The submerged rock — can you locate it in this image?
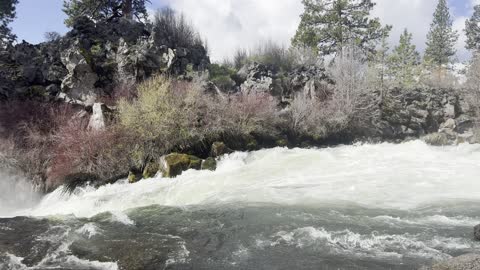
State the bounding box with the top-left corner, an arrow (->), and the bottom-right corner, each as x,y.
210,142 -> 232,157
142,161 -> 159,179
159,153 -> 202,178
423,133 -> 451,146
201,157 -> 217,171
128,171 -> 137,183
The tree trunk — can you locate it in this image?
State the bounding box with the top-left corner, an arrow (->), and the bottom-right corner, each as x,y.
123,0 -> 133,20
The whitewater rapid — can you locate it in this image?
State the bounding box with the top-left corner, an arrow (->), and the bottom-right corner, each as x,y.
1,141 -> 480,270
4,140 -> 480,218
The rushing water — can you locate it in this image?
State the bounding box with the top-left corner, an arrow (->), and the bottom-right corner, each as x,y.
1,141 -> 480,270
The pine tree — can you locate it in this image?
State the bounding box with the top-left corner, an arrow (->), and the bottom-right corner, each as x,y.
424,0 -> 458,67
388,29 -> 421,88
292,0 -> 391,57
367,33 -> 390,92
466,5 -> 480,52
63,0 -> 150,27
0,0 -> 18,49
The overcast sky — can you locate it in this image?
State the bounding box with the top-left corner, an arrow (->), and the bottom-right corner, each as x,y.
10,0 -> 479,62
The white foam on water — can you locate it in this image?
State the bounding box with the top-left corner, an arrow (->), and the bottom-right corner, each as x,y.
372,215 -> 480,227
264,226 -> 479,260
12,140 -> 479,218
75,223 -> 102,239
110,211 -> 135,226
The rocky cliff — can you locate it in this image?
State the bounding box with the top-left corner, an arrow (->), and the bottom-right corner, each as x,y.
0,16 -> 210,105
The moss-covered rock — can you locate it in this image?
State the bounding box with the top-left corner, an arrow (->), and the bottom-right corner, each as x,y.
210,141 -> 232,157
245,136 -> 258,151
201,157 -> 217,171
159,153 -> 202,178
275,138 -> 289,147
142,161 -> 159,179
128,171 -> 137,183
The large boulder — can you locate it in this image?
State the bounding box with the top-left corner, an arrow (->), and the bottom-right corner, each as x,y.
240,62 -> 275,95
423,132 -> 451,146
159,153 -> 202,178
60,43 -> 99,105
201,157 -> 217,171
210,142 -> 232,158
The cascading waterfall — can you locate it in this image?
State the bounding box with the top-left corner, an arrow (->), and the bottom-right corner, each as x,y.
1,140 -> 480,270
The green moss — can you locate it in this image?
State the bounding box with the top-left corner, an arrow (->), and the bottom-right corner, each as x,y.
210,141 -> 232,157
245,136 -> 258,151
201,157 -> 217,171
142,161 -> 159,179
275,139 -> 288,147
160,153 -> 203,178
90,44 -> 103,57
128,171 -> 137,183
26,85 -> 47,98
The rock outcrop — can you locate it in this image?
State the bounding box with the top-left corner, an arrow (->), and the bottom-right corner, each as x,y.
367,87 -> 475,142
0,17 -> 210,104
237,62 -> 333,102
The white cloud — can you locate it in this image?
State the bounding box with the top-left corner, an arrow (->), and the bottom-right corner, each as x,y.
154,0 -> 473,62
160,0 -> 303,61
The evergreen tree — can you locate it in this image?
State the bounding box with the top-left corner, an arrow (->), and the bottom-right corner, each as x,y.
388,29 -> 421,88
292,0 -> 391,57
0,0 -> 18,48
367,33 -> 390,92
63,0 -> 150,27
424,0 -> 458,67
466,5 -> 480,52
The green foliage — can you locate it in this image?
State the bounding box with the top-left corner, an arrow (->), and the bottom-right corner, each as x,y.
63,0 -> 150,27
208,64 -> 236,91
424,0 -> 458,67
388,29 -> 421,88
292,0 -> 391,56
0,0 -> 18,48
466,5 -> 480,52
367,33 -> 390,91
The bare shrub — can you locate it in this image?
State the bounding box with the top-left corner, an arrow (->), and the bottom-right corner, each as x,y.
466,54 -> 480,115
118,76 -> 223,162
418,61 -> 460,89
290,46 -> 323,67
328,46 -> 368,122
0,101 -> 77,188
152,7 -> 204,48
233,48 -> 248,70
48,122 -> 132,190
247,41 -> 294,71
118,75 -> 280,163
466,54 -> 480,135
222,92 -> 279,136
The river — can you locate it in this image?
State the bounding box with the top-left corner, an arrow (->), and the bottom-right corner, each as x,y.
1,141 -> 480,269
